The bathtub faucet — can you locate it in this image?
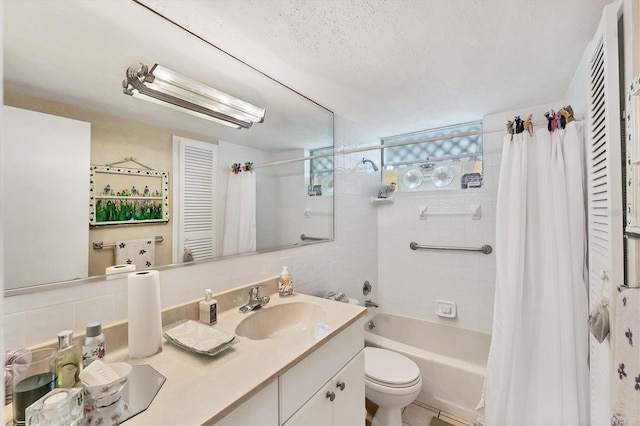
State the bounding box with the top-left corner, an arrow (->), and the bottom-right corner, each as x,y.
365,300 -> 379,308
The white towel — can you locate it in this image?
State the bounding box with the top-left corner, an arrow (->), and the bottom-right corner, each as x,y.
611,289 -> 640,425
115,238 -> 155,271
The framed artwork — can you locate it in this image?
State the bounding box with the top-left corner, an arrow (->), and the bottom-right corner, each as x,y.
89,165 -> 169,226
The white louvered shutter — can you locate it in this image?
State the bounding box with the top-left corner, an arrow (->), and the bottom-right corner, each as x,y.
173,136 -> 217,262
586,4 -> 624,425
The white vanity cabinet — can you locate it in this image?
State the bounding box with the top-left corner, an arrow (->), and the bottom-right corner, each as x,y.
284,351 -> 364,426
279,319 -> 365,425
212,316 -> 365,426
214,380 -> 279,425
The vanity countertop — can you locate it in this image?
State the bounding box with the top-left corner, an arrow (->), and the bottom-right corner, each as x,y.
119,289 -> 366,425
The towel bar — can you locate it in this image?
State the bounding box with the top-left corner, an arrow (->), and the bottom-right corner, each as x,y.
618,284 -> 640,292
300,234 -> 330,241
409,242 -> 493,254
93,235 -> 164,250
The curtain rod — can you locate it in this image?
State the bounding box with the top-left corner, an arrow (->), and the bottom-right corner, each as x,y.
253,114 -> 584,169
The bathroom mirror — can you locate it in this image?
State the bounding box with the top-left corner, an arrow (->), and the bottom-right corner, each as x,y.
2,1 -> 334,293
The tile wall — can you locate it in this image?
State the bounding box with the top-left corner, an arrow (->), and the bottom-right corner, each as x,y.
376,102 -> 561,334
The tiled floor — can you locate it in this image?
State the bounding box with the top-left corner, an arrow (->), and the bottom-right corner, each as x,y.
401,401 -> 478,426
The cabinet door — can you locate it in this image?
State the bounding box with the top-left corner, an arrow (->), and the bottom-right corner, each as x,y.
285,350 -> 365,426
332,350 -> 365,426
2,106 -> 90,289
284,381 -> 333,426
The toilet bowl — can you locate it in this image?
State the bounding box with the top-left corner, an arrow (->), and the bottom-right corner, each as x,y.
365,347 -> 422,426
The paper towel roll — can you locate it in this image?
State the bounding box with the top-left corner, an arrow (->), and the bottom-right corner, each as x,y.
127,270 -> 162,358
105,264 -> 136,280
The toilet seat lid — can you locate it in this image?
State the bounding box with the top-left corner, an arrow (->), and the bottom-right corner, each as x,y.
364,347 -> 420,386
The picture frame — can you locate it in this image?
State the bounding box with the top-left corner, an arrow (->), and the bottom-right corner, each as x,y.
89,165 -> 169,226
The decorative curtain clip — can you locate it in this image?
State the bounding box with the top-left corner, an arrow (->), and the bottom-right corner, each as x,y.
242,162 -> 254,172
523,114 -> 534,136
506,120 -> 515,135
514,116 -> 524,134
560,105 -> 575,124
554,110 -> 563,130
544,111 -> 555,131
231,163 -> 242,174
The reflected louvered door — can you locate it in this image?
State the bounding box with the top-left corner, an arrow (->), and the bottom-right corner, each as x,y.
586,4 -> 623,425
173,136 -> 217,262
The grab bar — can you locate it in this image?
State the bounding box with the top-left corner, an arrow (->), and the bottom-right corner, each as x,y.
300,234 -> 330,241
93,235 -> 164,250
409,241 -> 493,254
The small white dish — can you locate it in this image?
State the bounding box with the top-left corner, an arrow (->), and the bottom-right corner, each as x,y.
402,168 -> 423,189
163,319 -> 237,356
81,362 -> 132,407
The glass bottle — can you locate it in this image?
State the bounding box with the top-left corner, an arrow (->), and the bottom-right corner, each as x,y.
56,330 -> 82,388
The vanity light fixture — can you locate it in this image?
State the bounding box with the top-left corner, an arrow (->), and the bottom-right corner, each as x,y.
122,63 -> 265,129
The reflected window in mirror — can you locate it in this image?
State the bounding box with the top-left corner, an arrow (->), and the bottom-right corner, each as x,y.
308,147 -> 334,196
381,121 -> 483,193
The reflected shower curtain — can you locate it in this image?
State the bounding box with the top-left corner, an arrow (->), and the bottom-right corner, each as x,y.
222,171 -> 256,256
480,121 -> 589,425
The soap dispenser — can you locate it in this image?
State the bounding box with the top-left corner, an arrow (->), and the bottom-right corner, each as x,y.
278,266 -> 294,297
199,289 -> 218,325
56,330 -> 82,388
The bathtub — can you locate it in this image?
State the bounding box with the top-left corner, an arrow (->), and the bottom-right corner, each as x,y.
364,313 -> 491,422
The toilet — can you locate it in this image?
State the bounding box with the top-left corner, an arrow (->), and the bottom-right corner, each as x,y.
364,347 -> 422,426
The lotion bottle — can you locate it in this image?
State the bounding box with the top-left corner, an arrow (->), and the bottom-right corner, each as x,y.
82,322 -> 106,368
278,266 -> 294,297
199,289 -> 218,325
56,330 -> 82,388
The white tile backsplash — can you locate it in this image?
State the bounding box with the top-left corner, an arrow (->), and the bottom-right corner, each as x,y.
25,303 -> 75,345
74,295 -> 115,333
4,313 -> 26,350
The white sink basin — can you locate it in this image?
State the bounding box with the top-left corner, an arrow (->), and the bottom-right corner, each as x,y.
235,302 -> 326,340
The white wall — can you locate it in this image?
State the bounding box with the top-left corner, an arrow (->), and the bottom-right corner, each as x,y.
3,115 -> 380,349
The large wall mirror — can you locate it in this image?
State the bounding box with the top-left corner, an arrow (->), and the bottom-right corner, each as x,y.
2,1 -> 334,293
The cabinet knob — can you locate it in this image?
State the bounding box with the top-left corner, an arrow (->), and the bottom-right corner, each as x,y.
336,381 -> 346,391
326,391 -> 336,402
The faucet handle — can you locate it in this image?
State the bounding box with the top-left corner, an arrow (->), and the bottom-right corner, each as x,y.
249,285 -> 266,298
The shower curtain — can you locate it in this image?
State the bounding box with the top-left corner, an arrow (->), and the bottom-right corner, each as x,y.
222,170 -> 256,256
480,121 -> 589,425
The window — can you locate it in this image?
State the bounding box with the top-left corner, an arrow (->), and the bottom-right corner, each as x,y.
308,147 -> 334,196
381,121 -> 483,191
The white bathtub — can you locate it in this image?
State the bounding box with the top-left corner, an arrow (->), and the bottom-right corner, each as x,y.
364,313 -> 491,422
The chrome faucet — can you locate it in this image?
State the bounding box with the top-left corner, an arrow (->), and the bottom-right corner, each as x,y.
239,285 -> 270,313
365,300 -> 379,308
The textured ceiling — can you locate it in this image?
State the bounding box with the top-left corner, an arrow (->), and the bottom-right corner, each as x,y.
141,0 -> 610,137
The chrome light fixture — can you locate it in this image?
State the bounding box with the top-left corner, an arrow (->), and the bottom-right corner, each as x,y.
122,63 -> 265,129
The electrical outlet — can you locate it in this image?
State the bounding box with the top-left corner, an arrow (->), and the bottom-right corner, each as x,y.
435,300 -> 456,318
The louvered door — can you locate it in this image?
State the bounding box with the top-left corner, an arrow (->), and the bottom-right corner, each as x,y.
586,4 -> 624,425
173,136 -> 218,262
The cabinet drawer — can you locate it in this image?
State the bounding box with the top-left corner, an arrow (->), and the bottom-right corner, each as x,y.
279,318 -> 364,424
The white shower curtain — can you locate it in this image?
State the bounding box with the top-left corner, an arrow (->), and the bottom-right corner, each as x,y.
480,121 -> 589,425
222,171 -> 256,256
